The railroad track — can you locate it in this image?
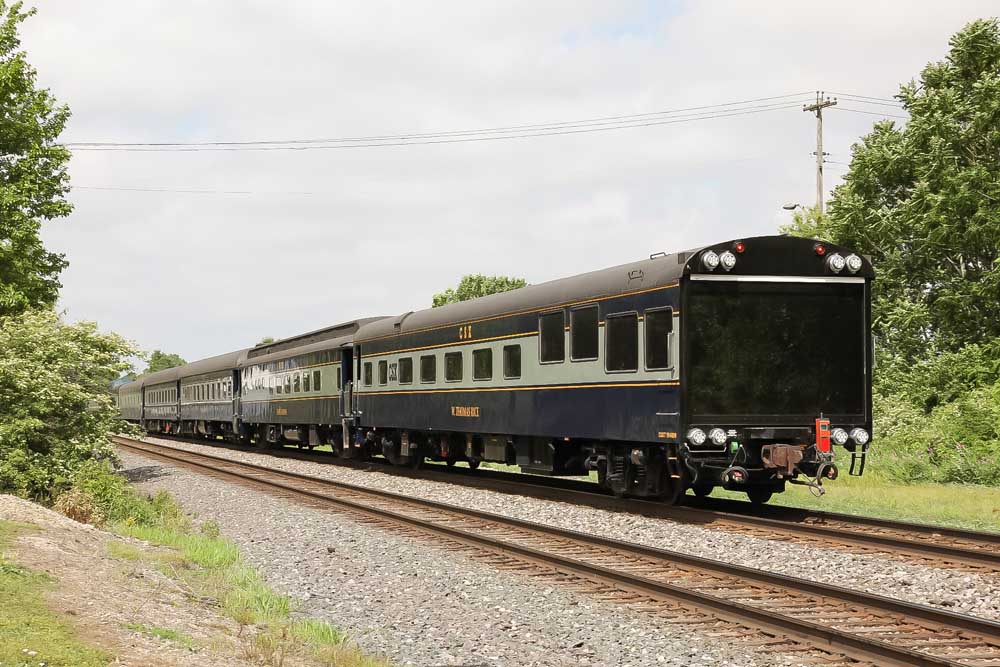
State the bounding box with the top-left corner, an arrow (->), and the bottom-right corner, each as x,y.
117,436 -> 1000,667
141,434 -> 1000,573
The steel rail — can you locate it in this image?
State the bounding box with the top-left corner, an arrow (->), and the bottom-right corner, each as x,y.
148,434 -> 1000,571
116,436 -> 1000,667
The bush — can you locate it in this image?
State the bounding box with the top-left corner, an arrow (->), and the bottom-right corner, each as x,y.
873,384 -> 1000,485
0,309 -> 138,501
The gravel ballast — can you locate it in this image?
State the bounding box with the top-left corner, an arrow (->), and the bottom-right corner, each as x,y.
137,436 -> 1000,621
120,449 -> 807,667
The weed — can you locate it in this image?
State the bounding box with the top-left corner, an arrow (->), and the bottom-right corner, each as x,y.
122,623 -> 198,651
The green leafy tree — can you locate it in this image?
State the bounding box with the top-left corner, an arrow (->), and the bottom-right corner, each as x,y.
0,310 -> 138,500
256,336 -> 275,345
0,2 -> 72,315
144,350 -> 186,374
432,274 -> 527,307
784,19 -> 1000,363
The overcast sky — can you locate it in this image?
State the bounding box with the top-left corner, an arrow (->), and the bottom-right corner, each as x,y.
22,1 -> 997,366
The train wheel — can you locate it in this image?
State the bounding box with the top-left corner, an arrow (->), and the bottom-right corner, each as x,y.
446,459 -> 456,467
746,487 -> 773,505
467,459 -> 480,470
381,437 -> 401,466
692,484 -> 713,498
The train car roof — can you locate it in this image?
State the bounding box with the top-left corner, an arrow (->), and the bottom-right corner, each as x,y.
176,349 -> 249,380
354,251 -> 694,342
354,234 -> 874,342
136,365 -> 184,387
245,317 -> 390,361
240,332 -> 357,366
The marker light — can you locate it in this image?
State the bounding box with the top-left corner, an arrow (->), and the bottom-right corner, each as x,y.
831,428 -> 849,446
849,428 -> 870,445
734,241 -> 746,254
719,251 -> 737,271
814,243 -> 827,257
846,254 -> 863,273
827,253 -> 846,273
702,251 -> 720,271
708,428 -> 727,446
687,428 -> 707,446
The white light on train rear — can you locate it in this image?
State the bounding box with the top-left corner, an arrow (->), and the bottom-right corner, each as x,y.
831,428 -> 849,446
708,428 -> 727,446
846,254 -> 863,273
687,428 -> 707,445
827,253 -> 846,273
849,428 -> 870,445
702,251 -> 720,271
719,251 -> 737,271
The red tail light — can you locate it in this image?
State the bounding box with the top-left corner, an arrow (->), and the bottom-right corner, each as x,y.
734,241 -> 746,253
815,418 -> 831,453
814,243 -> 827,257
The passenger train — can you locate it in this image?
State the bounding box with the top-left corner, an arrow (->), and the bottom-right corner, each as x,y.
118,235 -> 874,504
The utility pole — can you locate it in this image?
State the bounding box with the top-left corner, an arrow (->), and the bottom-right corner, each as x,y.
803,91 -> 837,213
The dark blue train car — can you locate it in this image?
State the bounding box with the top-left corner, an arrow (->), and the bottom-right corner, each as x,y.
354,235 -> 874,503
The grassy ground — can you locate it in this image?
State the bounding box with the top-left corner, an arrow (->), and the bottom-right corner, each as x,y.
709,473 -> 1000,532
105,498 -> 389,667
0,520 -> 109,667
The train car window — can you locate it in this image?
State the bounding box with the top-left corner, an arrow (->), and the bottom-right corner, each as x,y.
399,357 -> 413,384
268,376 -> 274,395
473,348 -> 492,380
315,370 -> 322,392
503,344 -> 521,379
276,380 -> 283,395
336,367 -> 342,389
420,355 -> 436,383
284,375 -> 292,394
571,305 -> 599,360
378,360 -> 388,385
364,362 -> 373,386
605,313 -> 639,372
539,311 -> 565,363
293,373 -> 301,393
303,372 -> 311,392
445,352 -> 463,382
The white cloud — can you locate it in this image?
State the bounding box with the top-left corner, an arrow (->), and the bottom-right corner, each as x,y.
22,0 -> 997,362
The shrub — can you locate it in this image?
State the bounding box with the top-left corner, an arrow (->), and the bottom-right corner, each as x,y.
0,309 -> 138,501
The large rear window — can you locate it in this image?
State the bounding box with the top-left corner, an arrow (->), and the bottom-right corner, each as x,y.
686,280 -> 866,420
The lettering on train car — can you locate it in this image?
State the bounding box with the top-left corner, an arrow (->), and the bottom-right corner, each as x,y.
451,406 -> 480,417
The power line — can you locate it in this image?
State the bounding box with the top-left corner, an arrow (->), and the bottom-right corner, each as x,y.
72,185 -> 317,195
67,102 -> 811,153
834,106 -> 908,119
827,91 -> 900,104
66,92 -> 814,149
833,97 -> 904,108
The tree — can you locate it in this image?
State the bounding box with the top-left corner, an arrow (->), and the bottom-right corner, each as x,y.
784,19 -> 1000,364
432,274 -> 527,307
144,350 -> 186,374
256,336 -> 275,345
0,2 -> 72,316
0,310 -> 138,500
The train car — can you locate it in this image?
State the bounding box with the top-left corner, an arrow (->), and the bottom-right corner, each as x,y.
118,378 -> 142,422
238,318 -> 387,449
353,235 -> 873,503
139,367 -> 182,434
178,349 -> 247,439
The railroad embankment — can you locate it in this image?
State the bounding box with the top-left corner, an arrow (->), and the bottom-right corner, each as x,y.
0,492 -> 386,667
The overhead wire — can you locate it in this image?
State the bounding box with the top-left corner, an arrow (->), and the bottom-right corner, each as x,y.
66,95 -> 819,152
68,91 -> 816,148
833,106 -> 908,119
